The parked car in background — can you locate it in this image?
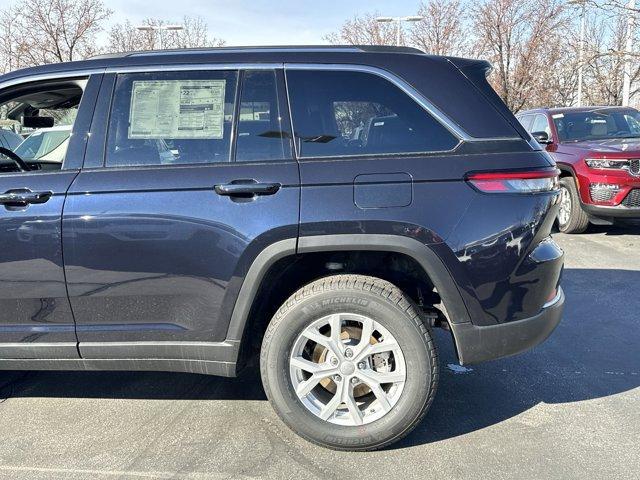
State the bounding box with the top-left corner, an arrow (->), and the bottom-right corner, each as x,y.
517,107 -> 640,233
13,125 -> 72,167
0,46 -> 564,451
0,128 -> 23,151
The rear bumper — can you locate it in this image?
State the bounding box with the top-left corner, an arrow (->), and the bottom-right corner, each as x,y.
449,288 -> 564,365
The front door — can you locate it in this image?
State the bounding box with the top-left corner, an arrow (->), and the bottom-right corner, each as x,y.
62,68 -> 299,360
0,74 -> 100,359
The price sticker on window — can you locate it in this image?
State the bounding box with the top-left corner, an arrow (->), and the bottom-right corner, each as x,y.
128,80 -> 226,139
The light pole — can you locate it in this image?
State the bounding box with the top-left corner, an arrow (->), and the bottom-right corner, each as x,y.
622,0 -> 636,107
136,24 -> 184,50
569,0 -> 587,107
375,16 -> 424,47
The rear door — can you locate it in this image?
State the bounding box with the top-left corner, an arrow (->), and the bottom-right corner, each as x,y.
62,67 -> 299,360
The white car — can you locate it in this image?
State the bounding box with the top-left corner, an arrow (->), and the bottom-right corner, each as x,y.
13,125 -> 72,163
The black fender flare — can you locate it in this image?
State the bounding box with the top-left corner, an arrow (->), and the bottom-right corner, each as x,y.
224,234 -> 473,344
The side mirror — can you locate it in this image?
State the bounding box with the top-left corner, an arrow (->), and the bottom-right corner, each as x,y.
531,131 -> 552,145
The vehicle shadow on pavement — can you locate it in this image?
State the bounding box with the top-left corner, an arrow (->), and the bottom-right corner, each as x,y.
581,224 -> 640,235
0,268 -> 638,451
397,267 -> 640,448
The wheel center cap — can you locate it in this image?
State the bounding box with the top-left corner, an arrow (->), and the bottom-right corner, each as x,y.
340,361 -> 356,376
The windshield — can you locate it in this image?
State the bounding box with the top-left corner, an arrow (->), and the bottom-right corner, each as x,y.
14,130 -> 71,161
552,109 -> 640,143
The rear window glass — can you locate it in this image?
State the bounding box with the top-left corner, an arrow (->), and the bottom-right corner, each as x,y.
235,70 -> 291,162
286,70 -> 459,158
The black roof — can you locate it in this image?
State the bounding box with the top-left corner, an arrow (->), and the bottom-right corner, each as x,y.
0,46 -> 520,140
0,45 -> 435,83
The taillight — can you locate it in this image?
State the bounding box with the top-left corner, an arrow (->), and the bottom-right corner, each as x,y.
466,169 -> 559,193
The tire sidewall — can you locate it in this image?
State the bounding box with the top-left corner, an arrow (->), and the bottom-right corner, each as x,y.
261,286 -> 435,450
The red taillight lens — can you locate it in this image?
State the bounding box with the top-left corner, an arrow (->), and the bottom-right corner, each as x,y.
467,169 -> 559,193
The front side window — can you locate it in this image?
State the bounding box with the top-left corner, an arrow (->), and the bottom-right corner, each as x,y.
530,114 -> 551,137
105,70 -> 238,167
0,81 -> 84,173
517,114 -> 534,131
286,70 -> 459,158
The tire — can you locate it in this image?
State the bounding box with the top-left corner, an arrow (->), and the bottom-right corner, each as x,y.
260,274 -> 438,451
557,177 -> 590,234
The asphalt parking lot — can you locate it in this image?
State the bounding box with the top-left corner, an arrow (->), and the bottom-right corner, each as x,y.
0,226 -> 638,480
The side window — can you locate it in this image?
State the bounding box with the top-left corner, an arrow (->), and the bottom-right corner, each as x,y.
517,114 -> 534,131
530,114 -> 552,137
105,70 -> 238,167
0,81 -> 84,173
286,70 -> 459,158
235,70 -> 291,162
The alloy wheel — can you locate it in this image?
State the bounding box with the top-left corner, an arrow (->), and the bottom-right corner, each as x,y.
289,313 -> 406,426
558,185 -> 572,227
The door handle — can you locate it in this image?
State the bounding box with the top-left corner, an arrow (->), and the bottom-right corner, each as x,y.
214,180 -> 281,197
0,189 -> 53,206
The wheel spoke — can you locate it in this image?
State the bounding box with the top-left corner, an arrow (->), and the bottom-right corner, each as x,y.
301,327 -> 332,349
291,356 -> 338,397
319,384 -> 343,420
353,316 -> 374,357
329,314 -> 343,344
358,374 -> 393,412
290,356 -> 326,375
295,376 -> 322,397
300,326 -> 342,358
354,339 -> 399,362
342,383 -> 364,425
358,368 -> 405,386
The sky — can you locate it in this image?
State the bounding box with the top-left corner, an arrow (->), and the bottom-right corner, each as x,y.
101,0 -> 422,46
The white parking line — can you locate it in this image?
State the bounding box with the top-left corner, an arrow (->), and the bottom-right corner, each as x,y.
0,465 -> 231,479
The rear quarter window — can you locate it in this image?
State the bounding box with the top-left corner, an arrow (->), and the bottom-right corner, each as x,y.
286,69 -> 459,158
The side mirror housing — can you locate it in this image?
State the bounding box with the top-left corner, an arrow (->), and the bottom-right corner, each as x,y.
531,131 -> 552,145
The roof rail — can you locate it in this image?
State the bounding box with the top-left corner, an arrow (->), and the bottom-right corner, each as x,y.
89,45 -> 424,60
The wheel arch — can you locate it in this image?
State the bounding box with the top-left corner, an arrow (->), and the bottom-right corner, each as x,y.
225,234 -> 473,348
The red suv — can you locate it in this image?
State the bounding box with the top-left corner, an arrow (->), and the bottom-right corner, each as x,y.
517,107 -> 640,233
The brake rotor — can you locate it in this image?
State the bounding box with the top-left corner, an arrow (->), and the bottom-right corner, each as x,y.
312,325 -> 376,397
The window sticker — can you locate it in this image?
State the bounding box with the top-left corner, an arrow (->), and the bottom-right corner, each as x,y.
551,113 -> 564,119
128,80 -> 226,139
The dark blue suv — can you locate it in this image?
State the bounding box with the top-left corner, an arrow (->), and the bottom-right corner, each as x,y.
0,46 -> 564,450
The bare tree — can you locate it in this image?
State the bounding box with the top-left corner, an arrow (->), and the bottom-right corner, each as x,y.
324,12 -> 400,46
1,0 -> 111,68
410,0 -> 469,56
544,39 -> 581,107
581,14 -> 640,104
471,0 -> 568,112
107,16 -> 225,53
0,6 -> 24,74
